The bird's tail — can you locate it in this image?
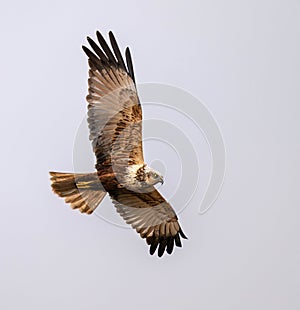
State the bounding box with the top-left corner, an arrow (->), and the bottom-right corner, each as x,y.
49,171 -> 106,214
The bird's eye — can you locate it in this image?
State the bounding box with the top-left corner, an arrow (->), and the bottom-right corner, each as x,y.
153,173 -> 158,178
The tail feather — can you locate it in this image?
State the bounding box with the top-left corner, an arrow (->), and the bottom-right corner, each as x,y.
49,172 -> 106,214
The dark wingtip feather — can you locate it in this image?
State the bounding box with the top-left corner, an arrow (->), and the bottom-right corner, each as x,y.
149,238 -> 159,255
82,45 -> 103,71
174,234 -> 182,247
96,30 -> 117,65
125,47 -> 135,82
83,31 -> 136,84
82,45 -> 96,60
87,36 -> 109,63
166,237 -> 174,255
179,229 -> 188,239
109,31 -> 126,71
147,229 -> 187,257
82,45 -> 89,55
158,238 -> 167,257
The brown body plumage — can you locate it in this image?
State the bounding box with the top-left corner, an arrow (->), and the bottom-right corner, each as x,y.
50,31 -> 187,257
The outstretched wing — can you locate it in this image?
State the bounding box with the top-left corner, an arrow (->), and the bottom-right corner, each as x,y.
82,31 -> 144,170
110,187 -> 187,257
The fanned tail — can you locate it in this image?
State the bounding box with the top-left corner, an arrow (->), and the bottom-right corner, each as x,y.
49,172 -> 106,214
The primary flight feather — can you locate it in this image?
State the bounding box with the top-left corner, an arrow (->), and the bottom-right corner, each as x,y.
50,31 -> 187,257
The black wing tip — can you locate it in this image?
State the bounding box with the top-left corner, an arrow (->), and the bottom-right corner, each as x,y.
83,30 -> 136,83
82,44 -> 92,55
166,237 -> 174,255
82,45 -> 88,52
179,228 -> 188,239
125,47 -> 132,59
148,231 -> 187,258
82,45 -> 93,58
108,30 -> 126,70
96,30 -> 104,40
149,237 -> 159,255
108,30 -> 115,39
86,36 -> 96,47
125,47 -> 135,83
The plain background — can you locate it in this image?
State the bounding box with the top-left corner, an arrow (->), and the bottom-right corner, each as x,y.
0,0 -> 299,309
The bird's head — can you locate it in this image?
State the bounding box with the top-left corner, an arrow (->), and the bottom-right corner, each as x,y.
144,166 -> 164,186
132,164 -> 164,188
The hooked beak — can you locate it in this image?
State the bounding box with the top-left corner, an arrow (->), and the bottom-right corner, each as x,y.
159,177 -> 164,185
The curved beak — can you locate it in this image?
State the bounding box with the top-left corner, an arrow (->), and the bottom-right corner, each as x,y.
159,177 -> 164,185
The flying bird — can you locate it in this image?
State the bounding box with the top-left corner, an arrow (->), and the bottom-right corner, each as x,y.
50,31 -> 187,257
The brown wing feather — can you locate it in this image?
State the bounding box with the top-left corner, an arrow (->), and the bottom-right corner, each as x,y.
110,187 -> 187,257
82,31 -> 143,169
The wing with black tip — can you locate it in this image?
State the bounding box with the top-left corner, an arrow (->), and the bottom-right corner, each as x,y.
110,187 -> 187,257
82,31 -> 143,169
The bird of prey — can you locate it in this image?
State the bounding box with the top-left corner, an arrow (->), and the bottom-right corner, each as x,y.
50,31 -> 187,257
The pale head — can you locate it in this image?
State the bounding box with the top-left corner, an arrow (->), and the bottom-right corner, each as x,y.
125,164 -> 164,189
144,166 -> 164,186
